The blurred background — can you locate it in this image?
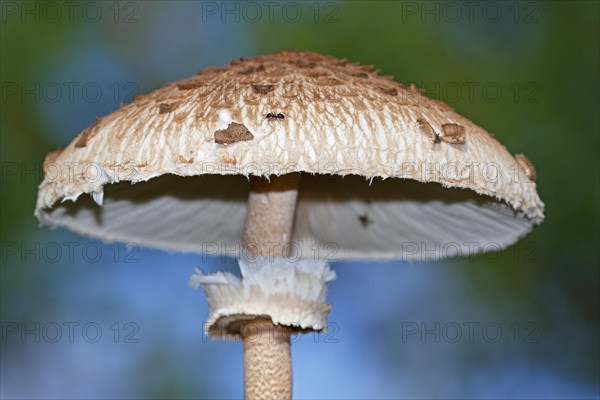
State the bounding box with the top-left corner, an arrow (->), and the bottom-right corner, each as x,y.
1,1 -> 598,399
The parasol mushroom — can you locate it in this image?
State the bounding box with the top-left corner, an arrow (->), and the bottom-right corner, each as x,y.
35,51 -> 544,399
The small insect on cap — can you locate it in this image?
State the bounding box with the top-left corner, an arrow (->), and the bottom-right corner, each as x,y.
35,50 -> 544,260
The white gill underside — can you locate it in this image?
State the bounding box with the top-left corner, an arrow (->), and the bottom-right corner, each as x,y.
39,174 -> 532,261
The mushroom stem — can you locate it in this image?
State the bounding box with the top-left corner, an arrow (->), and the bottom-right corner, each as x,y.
240,318 -> 293,400
241,173 -> 300,399
244,173 -> 300,258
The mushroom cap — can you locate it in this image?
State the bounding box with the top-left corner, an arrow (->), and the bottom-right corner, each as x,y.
35,51 -> 544,260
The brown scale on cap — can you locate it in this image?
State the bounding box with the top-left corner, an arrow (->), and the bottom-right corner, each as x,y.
292,60 -> 316,69
178,156 -> 194,164
229,58 -> 244,66
417,118 -> 440,143
318,77 -> 344,86
251,84 -> 275,95
214,122 -> 254,144
177,81 -> 206,91
43,148 -> 64,171
238,64 -> 265,75
516,154 -> 537,182
418,118 -> 467,145
75,117 -> 103,148
441,123 -> 466,144
379,86 -> 398,96
222,155 -> 237,165
158,103 -> 178,114
308,71 -> 332,78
